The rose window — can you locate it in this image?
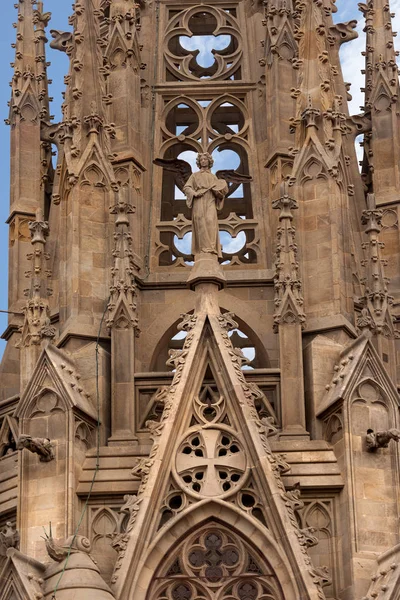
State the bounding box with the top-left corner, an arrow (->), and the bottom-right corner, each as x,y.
174,428 -> 247,498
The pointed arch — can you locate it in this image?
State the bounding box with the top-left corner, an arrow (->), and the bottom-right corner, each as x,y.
149,309 -> 270,372
135,501 -> 300,600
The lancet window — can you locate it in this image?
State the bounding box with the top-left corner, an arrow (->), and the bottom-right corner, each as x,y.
153,3 -> 260,269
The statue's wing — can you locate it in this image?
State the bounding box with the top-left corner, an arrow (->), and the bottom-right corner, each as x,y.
153,158 -> 192,191
215,169 -> 253,184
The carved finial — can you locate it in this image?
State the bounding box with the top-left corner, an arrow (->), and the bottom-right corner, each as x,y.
107,188 -> 139,331
272,184 -> 305,332
10,0 -> 50,124
357,192 -> 395,336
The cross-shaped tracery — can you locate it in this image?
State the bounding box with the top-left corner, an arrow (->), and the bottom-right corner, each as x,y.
175,428 -> 246,497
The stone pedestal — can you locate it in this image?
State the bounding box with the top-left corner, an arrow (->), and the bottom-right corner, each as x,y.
187,252 -> 226,291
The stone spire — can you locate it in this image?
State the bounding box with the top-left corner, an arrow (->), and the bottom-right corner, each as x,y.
357,193 -> 394,336
7,0 -> 52,320
290,0 -> 348,182
103,0 -> 143,158
9,0 -> 51,130
359,0 -> 400,203
262,0 -> 297,161
18,208 -> 55,387
61,0 -> 115,183
286,0 -> 356,325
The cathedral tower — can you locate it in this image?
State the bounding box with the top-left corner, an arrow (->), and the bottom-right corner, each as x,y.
0,1 -> 400,599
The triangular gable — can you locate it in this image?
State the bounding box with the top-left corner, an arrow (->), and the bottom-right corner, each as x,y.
0,415 -> 19,457
74,138 -> 116,187
12,81 -> 41,122
110,297 -> 327,600
14,345 -> 97,422
0,548 -> 45,600
317,332 -> 400,417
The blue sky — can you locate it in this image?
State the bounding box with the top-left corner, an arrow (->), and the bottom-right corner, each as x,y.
0,0 -> 398,355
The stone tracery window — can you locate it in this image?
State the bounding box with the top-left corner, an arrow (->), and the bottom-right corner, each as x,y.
165,7 -> 243,82
149,524 -> 283,600
154,4 -> 259,270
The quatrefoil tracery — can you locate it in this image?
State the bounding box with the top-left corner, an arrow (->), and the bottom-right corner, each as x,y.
165,6 -> 243,82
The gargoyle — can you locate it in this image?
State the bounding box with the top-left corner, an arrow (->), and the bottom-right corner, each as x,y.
328,20 -> 358,45
50,30 -> 73,53
17,434 -> 55,462
0,522 -> 20,556
366,428 -> 400,451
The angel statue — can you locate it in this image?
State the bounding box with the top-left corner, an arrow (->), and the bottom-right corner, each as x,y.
154,152 -> 252,258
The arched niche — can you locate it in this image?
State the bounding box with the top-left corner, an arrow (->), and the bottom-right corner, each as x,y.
149,310 -> 270,372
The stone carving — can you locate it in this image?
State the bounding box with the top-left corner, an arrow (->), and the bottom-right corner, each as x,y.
284,484 -> 304,514
49,30 -> 73,53
120,494 -> 141,519
217,311 -> 239,332
272,182 -> 305,332
274,453 -> 291,475
0,522 -> 20,555
145,419 -> 164,441
154,153 -> 251,258
258,416 -> 279,438
44,532 -> 91,562
107,191 -> 139,331
366,428 -> 400,451
175,428 -> 246,498
328,21 -> 358,46
358,193 -> 395,338
111,494 -> 142,583
310,565 -> 332,589
17,434 -> 55,462
17,208 -> 55,349
300,527 -> 319,548
163,6 -> 243,81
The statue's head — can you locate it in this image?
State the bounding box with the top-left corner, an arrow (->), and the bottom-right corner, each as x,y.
197,152 -> 214,169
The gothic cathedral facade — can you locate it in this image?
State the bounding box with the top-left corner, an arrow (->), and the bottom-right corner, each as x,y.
1,1 -> 400,599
